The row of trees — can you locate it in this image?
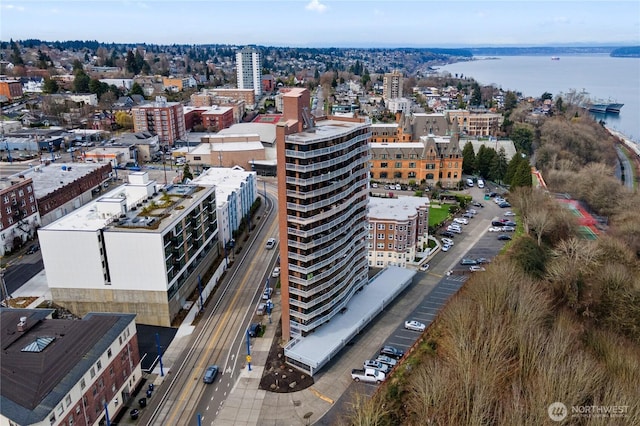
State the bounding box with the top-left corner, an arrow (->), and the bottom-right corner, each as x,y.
461,142 -> 532,188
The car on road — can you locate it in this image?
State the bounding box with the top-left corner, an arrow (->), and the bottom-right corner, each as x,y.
504,211 -> 516,216
502,226 -> 515,232
441,237 -> 454,246
262,287 -> 273,300
440,231 -> 455,239
453,217 -> 468,225
419,263 -> 430,271
272,267 -> 281,277
470,265 -> 486,272
441,244 -> 451,252
404,320 -> 426,332
26,244 -> 40,254
497,234 -> 512,241
203,365 -> 219,384
488,227 -> 502,232
363,359 -> 390,373
265,238 -> 276,249
380,346 -> 405,359
375,355 -> 398,368
460,258 -> 478,265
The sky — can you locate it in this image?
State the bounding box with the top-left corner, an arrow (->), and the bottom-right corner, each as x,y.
1,0 -> 639,48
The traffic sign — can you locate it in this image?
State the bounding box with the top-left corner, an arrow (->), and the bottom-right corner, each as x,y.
246,355 -> 252,363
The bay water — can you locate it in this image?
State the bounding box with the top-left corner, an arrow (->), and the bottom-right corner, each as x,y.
438,55 -> 640,143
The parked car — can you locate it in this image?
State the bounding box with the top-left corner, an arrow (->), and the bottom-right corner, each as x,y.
441,244 -> 451,252
503,221 -> 517,227
441,237 -> 454,246
247,323 -> 262,337
203,365 -> 219,384
470,265 -> 486,272
453,217 -> 468,225
26,244 -> 40,254
440,231 -> 455,239
462,212 -> 474,219
467,209 -> 477,215
272,267 -> 281,277
502,226 -> 515,232
375,355 -> 398,368
404,320 -> 426,332
363,359 -> 390,373
488,227 -> 502,232
472,202 -> 484,208
446,226 -> 462,234
499,202 -> 512,208
380,346 -> 405,359
371,182 -> 378,188
498,234 -> 512,241
265,238 -> 276,249
475,257 -> 490,264
419,263 -> 430,271
460,258 -> 478,265
262,287 -> 273,300
504,211 -> 516,216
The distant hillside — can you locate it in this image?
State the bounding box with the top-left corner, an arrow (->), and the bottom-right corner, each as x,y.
469,46 -> 620,56
610,46 -> 640,57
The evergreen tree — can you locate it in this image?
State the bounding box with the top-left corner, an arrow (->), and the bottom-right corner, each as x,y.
512,160 -> 533,188
505,153 -> 524,185
510,124 -> 534,155
130,82 -> 144,96
73,73 -> 90,93
504,90 -> 518,112
126,50 -> 137,74
476,145 -> 496,178
182,164 -> 193,182
489,147 -> 508,184
42,78 -> 59,94
461,142 -> 476,175
470,82 -> 482,106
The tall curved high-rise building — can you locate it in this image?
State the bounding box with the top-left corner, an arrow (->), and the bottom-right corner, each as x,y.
276,88 -> 371,339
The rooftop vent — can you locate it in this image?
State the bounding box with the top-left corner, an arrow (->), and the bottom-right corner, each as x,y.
17,316 -> 27,332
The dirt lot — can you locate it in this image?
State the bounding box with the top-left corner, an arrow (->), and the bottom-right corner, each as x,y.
259,320 -> 315,393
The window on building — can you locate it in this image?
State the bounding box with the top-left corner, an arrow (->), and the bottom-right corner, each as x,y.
409,162 -> 416,168
379,172 -> 388,178
394,172 -> 402,178
380,162 -> 388,168
377,233 -> 385,239
377,224 -> 385,230
65,395 -> 72,406
395,154 -> 402,159
80,379 -> 86,389
388,224 -> 394,230
107,348 -> 112,358
395,162 -> 402,168
388,245 -> 393,251
96,360 -> 102,371
90,367 -> 95,379
377,243 -> 384,249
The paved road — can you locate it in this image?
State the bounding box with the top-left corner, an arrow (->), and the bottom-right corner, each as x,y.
615,145 -> 634,190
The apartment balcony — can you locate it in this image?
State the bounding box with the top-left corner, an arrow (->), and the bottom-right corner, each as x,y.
288,251 -> 368,297
287,225 -> 366,265
286,194 -> 367,226
285,144 -> 369,173
287,214 -> 364,251
284,131 -> 370,160
285,167 -> 366,200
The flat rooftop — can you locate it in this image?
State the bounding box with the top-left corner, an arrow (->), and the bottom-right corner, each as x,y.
43,174 -> 213,233
1,163 -> 109,196
285,118 -> 369,144
368,196 -> 430,221
284,266 -> 416,375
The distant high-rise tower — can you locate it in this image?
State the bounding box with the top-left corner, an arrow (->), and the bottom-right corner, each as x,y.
383,70 -> 403,100
276,88 -> 371,340
236,47 -> 262,96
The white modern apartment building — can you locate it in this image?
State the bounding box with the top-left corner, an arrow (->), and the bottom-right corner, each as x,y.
367,196 -> 430,268
276,88 -> 371,339
236,46 -> 262,96
38,172 -> 218,327
192,166 -> 258,249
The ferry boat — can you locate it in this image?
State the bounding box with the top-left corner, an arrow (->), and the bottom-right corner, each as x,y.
551,56 -> 560,61
605,103 -> 624,113
588,101 -> 624,114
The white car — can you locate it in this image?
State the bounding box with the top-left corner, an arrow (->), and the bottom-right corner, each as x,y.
502,226 -> 515,232
441,238 -> 454,246
272,267 -> 280,277
446,226 -> 462,234
419,263 -> 430,271
470,265 -> 486,272
488,227 -> 502,232
504,211 -> 516,216
441,244 -> 451,252
467,209 -> 477,215
453,217 -> 468,225
375,355 -> 398,368
363,359 -> 390,373
404,320 -> 426,332
262,287 -> 273,300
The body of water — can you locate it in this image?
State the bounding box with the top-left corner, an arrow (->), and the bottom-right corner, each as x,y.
438,55 -> 640,143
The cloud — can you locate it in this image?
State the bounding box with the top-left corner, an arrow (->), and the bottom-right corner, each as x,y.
1,4 -> 26,11
305,0 -> 327,13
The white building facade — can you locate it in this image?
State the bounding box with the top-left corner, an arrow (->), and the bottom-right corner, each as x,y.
38,172 -> 219,326
236,47 -> 262,96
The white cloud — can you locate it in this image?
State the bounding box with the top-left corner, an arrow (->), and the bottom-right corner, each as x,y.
1,4 -> 26,12
306,0 -> 327,13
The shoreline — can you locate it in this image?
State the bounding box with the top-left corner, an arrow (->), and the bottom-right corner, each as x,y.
606,126 -> 640,157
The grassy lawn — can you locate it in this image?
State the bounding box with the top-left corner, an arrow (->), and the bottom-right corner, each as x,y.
429,203 -> 454,227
